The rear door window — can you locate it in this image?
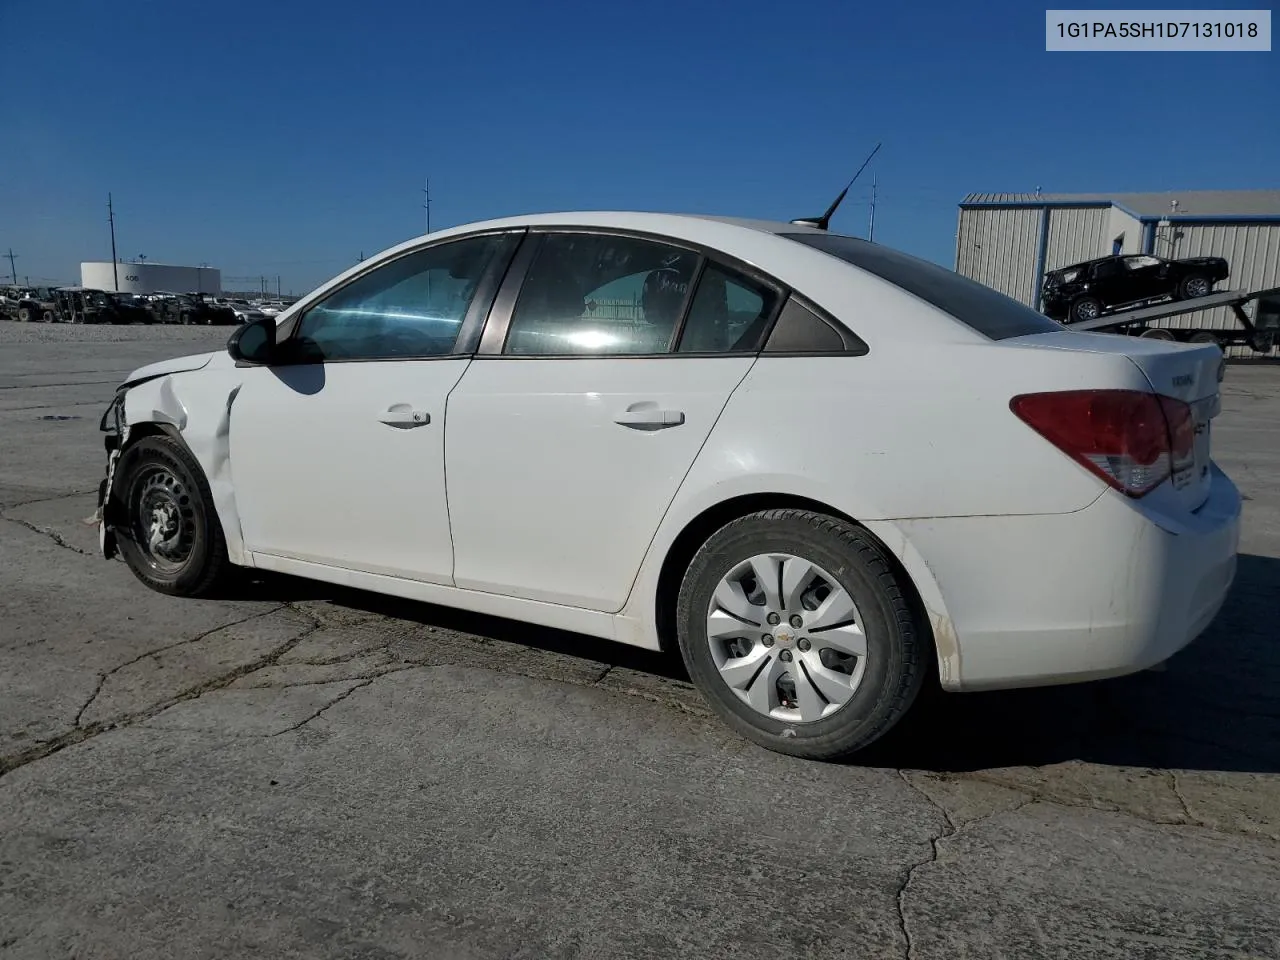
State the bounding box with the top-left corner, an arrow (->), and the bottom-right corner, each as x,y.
784,232 -> 1062,340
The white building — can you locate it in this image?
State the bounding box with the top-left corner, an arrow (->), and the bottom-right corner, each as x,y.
80,261 -> 221,295
955,190 -> 1280,355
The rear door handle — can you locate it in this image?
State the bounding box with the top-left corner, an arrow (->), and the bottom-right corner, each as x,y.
378,404 -> 431,428
614,404 -> 686,430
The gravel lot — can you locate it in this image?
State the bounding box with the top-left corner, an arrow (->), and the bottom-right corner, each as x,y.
1,322 -> 1278,959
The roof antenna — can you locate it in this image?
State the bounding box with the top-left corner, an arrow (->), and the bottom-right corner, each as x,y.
791,142 -> 882,231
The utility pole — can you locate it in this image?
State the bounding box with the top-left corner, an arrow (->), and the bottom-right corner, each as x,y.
277,275 -> 281,296
5,248 -> 16,285
423,177 -> 431,235
868,173 -> 877,242
107,194 -> 119,291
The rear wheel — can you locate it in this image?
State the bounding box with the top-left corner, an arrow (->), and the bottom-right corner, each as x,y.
675,509 -> 925,760
41,310 -> 55,323
1140,327 -> 1176,341
1189,331 -> 1220,347
115,436 -> 234,597
1070,296 -> 1102,322
1179,274 -> 1211,299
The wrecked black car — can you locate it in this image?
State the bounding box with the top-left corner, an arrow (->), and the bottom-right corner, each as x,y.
8,287 -> 61,323
53,288 -> 155,325
149,294 -> 239,325
1042,253 -> 1230,323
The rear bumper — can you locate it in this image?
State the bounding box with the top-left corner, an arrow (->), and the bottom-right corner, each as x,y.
897,464 -> 1241,691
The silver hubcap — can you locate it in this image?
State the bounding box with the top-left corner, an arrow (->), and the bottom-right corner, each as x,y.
133,468 -> 195,572
706,554 -> 867,724
1186,277 -> 1209,297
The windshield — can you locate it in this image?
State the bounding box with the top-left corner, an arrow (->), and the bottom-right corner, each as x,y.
784,232 -> 1063,341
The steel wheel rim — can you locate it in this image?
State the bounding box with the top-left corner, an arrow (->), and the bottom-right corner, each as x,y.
1186,277 -> 1209,297
1076,299 -> 1099,320
705,553 -> 868,724
130,467 -> 197,574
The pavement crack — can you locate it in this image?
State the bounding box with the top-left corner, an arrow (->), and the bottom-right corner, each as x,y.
1168,771 -> 1200,826
73,604 -> 292,729
272,678 -> 379,735
1,513 -> 90,555
894,771 -> 957,960
893,771 -> 1037,960
593,665 -> 613,685
1,616 -> 317,780
2,488 -> 97,509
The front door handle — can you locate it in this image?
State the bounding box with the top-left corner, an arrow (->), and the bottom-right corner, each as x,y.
378,404 -> 431,428
614,403 -> 686,430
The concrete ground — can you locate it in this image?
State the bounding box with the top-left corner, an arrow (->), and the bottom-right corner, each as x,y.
1,322 -> 1277,960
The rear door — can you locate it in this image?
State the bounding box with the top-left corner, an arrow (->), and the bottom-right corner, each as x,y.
1088,258 -> 1127,307
444,230 -> 783,612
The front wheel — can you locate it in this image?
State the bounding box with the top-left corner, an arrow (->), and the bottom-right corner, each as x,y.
1179,274 -> 1211,299
1070,296 -> 1102,322
675,509 -> 926,760
114,436 -> 234,597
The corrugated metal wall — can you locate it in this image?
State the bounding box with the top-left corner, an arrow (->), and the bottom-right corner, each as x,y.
1043,206 -> 1111,271
956,207 -> 1042,305
1149,221 -> 1280,357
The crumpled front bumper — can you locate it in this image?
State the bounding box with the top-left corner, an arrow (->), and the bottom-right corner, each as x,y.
95,390 -> 129,559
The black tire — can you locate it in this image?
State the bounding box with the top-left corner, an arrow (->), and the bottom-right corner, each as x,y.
41,310 -> 56,323
114,435 -> 234,597
675,509 -> 926,760
1070,296 -> 1103,323
1178,274 -> 1211,299
17,306 -> 32,322
1139,327 -> 1176,341
1189,331 -> 1220,347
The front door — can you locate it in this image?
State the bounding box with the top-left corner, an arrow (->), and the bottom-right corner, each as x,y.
445,231 -> 783,612
1119,255 -> 1169,303
229,231 -> 519,583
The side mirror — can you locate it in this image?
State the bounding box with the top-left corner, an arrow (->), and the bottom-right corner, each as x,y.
227,316 -> 276,364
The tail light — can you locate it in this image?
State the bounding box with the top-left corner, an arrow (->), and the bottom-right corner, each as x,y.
1011,390 -> 1194,497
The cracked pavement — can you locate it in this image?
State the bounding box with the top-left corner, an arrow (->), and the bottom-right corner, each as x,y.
1,326 -> 1278,959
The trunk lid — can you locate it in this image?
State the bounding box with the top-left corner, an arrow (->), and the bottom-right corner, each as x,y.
1009,331 -> 1224,511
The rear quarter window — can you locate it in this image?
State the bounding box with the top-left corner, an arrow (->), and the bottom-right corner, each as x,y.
784,232 -> 1062,341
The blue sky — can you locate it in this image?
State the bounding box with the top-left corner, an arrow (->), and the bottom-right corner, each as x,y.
1,0 -> 1275,294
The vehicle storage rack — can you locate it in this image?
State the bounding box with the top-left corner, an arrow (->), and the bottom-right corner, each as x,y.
1063,285 -> 1280,353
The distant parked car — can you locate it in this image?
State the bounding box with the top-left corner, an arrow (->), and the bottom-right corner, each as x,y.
149,294 -> 239,326
8,287 -> 60,323
227,302 -> 267,324
1042,254 -> 1229,323
53,288 -> 153,325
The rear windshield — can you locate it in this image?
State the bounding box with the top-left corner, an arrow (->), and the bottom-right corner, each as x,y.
783,232 -> 1062,341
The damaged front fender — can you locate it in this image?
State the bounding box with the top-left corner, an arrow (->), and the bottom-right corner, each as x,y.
93,365 -> 250,566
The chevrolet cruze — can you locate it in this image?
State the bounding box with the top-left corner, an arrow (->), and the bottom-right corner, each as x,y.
94,212 -> 1241,759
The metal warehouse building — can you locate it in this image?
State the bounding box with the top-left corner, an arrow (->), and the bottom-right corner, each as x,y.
955,190 -> 1280,355
80,261 -> 221,295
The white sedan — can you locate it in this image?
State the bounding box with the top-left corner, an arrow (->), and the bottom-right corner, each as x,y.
93,212 -> 1241,759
